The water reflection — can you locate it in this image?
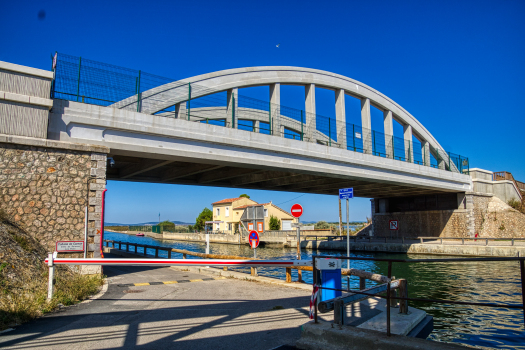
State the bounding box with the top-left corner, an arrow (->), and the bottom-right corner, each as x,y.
104,232 -> 525,349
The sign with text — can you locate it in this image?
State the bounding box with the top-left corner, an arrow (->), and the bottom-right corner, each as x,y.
389,220 -> 399,230
339,188 -> 354,200
56,241 -> 84,252
291,203 -> 303,218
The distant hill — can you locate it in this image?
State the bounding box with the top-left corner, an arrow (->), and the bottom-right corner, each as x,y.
105,220 -> 193,226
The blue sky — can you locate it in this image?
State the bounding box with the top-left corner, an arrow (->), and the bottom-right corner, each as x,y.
1,0 -> 524,224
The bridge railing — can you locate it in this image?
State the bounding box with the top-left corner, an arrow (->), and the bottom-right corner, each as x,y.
51,52 -> 468,173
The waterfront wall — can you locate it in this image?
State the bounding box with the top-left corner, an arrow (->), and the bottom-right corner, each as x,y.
0,135 -> 108,257
371,193 -> 525,238
303,240 -> 525,257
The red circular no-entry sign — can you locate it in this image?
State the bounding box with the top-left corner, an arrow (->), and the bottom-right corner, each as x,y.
249,230 -> 260,249
291,203 -> 303,218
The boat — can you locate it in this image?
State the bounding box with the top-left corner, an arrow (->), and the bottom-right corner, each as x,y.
136,233 -> 145,237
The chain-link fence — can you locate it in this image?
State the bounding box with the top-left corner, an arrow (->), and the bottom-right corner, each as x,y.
52,53 -> 468,174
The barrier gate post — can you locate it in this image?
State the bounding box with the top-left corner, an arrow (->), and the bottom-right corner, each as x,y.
47,252 -> 55,301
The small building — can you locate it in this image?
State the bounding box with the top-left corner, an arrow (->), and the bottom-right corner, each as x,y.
211,197 -> 297,233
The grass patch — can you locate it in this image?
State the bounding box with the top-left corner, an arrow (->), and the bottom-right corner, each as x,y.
11,235 -> 30,251
0,267 -> 104,330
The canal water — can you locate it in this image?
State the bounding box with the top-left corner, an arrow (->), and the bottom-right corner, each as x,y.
105,231 -> 525,349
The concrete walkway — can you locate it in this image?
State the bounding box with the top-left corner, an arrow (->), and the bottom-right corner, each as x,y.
0,255 -> 311,349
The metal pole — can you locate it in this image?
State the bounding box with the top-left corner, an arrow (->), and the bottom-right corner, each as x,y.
392,135 -> 395,159
297,219 -> 302,282
83,206 -> 88,259
353,124 -> 356,151
136,70 -> 141,112
232,93 -> 235,128
313,255 -> 318,323
520,259 -> 525,324
47,253 -> 55,302
346,198 -> 350,288
76,57 -> 82,102
206,233 -> 210,255
387,261 -> 392,336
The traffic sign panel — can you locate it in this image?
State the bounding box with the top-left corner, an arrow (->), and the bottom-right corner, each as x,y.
249,230 -> 260,249
339,188 -> 353,200
389,220 -> 398,230
291,203 -> 303,218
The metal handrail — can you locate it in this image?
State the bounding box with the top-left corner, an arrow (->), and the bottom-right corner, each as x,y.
311,254 -> 525,338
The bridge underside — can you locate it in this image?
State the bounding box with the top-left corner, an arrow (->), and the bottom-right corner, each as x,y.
106,154 -> 454,198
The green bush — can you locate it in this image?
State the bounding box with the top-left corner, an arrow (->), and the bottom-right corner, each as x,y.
269,215 -> 280,230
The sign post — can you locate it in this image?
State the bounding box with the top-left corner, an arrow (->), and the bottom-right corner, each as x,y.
339,188 -> 353,289
249,230 -> 260,276
291,203 -> 303,282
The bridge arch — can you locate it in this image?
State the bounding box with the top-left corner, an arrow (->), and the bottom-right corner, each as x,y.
110,66 -> 452,170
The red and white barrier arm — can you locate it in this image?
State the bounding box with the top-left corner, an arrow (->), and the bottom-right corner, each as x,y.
44,258 -> 312,267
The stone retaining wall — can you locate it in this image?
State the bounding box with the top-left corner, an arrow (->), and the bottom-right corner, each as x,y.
0,138 -> 108,257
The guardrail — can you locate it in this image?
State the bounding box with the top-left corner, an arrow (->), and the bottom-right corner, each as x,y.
311,255 -> 525,337
303,235 -> 525,247
102,240 -> 388,285
418,236 -> 525,246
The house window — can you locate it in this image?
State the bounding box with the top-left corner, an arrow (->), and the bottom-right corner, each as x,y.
225,207 -> 229,217
264,208 -> 268,217
216,208 -> 220,216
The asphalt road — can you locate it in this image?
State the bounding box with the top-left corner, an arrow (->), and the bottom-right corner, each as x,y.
0,259 -> 311,349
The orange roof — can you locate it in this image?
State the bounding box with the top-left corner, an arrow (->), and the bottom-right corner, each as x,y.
212,197 -> 243,205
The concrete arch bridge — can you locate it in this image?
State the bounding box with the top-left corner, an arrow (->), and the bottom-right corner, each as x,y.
49,65 -> 471,199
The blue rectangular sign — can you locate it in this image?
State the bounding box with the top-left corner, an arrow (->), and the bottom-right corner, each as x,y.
339,187 -> 353,199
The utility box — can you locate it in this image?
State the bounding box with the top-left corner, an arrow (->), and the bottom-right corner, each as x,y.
316,258 -> 342,302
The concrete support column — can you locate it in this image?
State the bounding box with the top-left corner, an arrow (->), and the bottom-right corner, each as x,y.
361,98 -> 372,154
305,84 -> 316,142
227,88 -> 238,128
175,102 -> 186,119
270,83 -> 281,136
254,120 -> 260,133
403,124 -> 414,162
421,140 -> 430,166
335,89 -> 346,149
383,110 -> 394,158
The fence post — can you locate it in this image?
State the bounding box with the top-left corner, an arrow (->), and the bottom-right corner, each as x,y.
300,110 -> 304,141
390,289 -> 398,308
486,238 -> 489,246
286,267 -> 292,282
134,244 -> 137,254
47,253 -> 55,302
359,277 -> 366,290
399,279 -> 408,314
328,118 -> 331,147
155,247 -> 159,258
187,83 -> 191,120
76,57 -> 82,102
268,102 -> 272,135
512,238 -> 515,246
168,250 -> 172,259
440,238 -> 443,245
126,243 -> 129,252
136,70 -> 141,112
144,245 -> 147,256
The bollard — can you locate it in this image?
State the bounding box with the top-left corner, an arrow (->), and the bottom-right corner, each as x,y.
398,279 -> 408,314
47,253 -> 55,302
390,289 -> 398,308
420,237 -> 423,244
286,267 -> 292,283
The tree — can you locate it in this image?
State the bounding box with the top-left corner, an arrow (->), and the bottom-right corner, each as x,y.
239,194 -> 250,199
195,207 -> 213,231
314,221 -> 330,229
269,215 -> 280,230
159,220 -> 175,232
188,224 -> 194,232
